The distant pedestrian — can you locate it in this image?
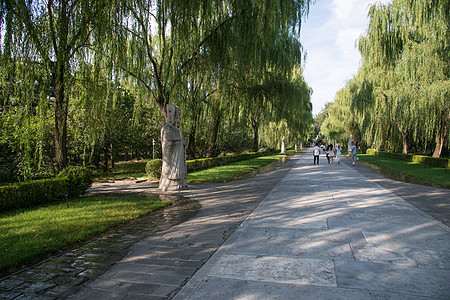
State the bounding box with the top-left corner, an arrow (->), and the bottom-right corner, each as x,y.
335,144 -> 342,164
313,143 -> 320,165
328,144 -> 335,164
351,141 -> 357,166
326,144 -> 334,164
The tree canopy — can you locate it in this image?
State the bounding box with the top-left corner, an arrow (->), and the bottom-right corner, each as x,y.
320,0 -> 449,157
0,0 -> 313,181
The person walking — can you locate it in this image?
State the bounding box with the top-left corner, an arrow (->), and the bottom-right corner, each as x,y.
350,141 -> 357,166
335,143 -> 342,164
313,143 -> 320,165
328,144 -> 335,164
326,144 -> 333,164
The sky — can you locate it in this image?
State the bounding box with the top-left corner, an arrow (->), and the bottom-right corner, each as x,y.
300,0 -> 390,116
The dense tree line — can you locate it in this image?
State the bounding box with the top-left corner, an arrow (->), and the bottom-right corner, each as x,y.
320,0 -> 449,157
0,0 -> 313,181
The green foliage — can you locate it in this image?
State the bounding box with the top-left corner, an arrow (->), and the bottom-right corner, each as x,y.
0,166 -> 93,212
359,154 -> 450,188
366,149 -> 450,169
0,0 -> 313,179
57,166 -> 93,197
187,150 -> 275,173
0,143 -> 17,183
145,150 -> 276,179
187,154 -> 286,183
0,178 -> 69,212
321,0 -> 449,157
145,159 -> 163,179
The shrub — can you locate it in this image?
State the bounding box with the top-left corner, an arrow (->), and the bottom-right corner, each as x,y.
0,178 -> 69,212
365,149 -> 449,168
0,166 -> 94,213
57,166 -> 93,197
145,159 -> 162,179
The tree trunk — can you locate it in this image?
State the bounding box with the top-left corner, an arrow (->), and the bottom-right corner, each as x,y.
208,111 -> 222,158
432,112 -> 449,158
54,70 -> 68,172
103,144 -> 109,172
187,127 -> 197,160
252,119 -> 259,152
402,132 -> 408,154
433,125 -> 447,158
187,104 -> 202,160
398,124 -> 408,154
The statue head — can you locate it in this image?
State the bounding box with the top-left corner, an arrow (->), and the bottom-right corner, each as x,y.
166,104 -> 180,128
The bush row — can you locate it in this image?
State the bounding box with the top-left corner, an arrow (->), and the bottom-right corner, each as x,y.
146,150 -> 277,179
365,149 -> 450,169
0,166 -> 93,213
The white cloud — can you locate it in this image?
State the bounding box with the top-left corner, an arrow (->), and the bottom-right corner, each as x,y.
300,0 -> 391,115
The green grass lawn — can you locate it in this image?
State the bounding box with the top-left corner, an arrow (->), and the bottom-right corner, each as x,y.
92,160 -> 148,180
0,195 -> 171,274
187,154 -> 289,182
358,154 -> 450,188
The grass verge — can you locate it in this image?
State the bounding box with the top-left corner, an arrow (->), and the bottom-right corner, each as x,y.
0,195 -> 171,274
92,160 -> 148,181
187,154 -> 289,183
358,154 -> 450,188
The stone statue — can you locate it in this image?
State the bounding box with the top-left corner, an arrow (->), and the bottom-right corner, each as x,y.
348,135 -> 353,154
159,104 -> 187,191
281,136 -> 286,154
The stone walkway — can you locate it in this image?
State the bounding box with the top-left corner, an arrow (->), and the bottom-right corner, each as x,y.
174,151 -> 450,299
0,150 -> 449,299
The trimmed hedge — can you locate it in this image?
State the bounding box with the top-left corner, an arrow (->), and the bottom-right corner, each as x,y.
145,150 -> 276,179
365,149 -> 450,169
0,166 -> 93,213
145,159 -> 162,179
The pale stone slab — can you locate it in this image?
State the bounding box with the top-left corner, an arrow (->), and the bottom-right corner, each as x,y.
349,211 -> 431,224
209,254 -> 336,286
249,216 -> 328,229
353,244 -> 450,269
362,229 -> 450,251
187,277 -> 371,300
228,237 -> 354,260
335,260 -> 450,298
238,227 -> 366,245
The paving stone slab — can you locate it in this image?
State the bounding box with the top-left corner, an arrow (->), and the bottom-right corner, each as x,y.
335,260 -> 450,298
183,277 -> 371,300
208,254 -> 336,286
228,236 -> 354,259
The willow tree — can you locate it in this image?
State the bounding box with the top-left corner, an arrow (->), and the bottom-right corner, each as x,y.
358,0 -> 449,156
1,0 -> 114,171
110,0 -> 310,124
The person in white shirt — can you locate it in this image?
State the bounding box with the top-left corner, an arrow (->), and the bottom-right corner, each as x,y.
351,141 -> 357,166
335,144 -> 342,164
313,143 -> 320,165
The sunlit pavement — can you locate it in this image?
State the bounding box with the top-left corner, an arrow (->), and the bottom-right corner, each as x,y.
174,151 -> 450,299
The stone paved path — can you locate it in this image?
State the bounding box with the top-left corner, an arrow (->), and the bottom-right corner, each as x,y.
175,151 -> 450,299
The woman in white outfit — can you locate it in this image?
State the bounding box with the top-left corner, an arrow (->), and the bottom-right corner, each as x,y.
335,143 -> 342,164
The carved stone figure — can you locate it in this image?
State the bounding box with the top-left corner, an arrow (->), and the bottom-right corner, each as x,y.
281,136 -> 286,154
159,104 -> 187,191
348,135 -> 353,154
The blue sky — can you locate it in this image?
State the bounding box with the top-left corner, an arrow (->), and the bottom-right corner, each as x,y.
300,0 -> 390,116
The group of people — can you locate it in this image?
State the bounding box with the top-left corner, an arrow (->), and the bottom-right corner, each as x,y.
312,141 -> 358,166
